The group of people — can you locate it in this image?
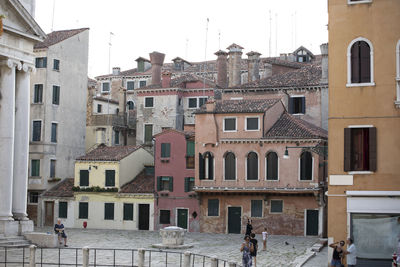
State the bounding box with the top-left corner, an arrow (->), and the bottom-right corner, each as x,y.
329,238 -> 356,267
240,220 -> 268,267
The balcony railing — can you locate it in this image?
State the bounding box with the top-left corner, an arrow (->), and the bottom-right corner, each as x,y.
89,114 -> 136,128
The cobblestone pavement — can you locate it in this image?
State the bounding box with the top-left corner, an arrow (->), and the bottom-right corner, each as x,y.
303,246 -> 328,267
0,227 -> 319,267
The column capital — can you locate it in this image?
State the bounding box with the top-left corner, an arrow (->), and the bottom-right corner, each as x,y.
0,59 -> 22,70
21,62 -> 36,73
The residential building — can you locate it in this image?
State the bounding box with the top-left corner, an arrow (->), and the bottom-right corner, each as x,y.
194,99 -> 327,236
27,28 -> 89,225
153,129 -> 199,232
327,0 -> 400,264
0,0 -> 46,236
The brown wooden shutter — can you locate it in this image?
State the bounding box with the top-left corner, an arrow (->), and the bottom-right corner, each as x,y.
360,41 -> 371,83
199,153 -> 205,180
351,42 -> 360,83
368,127 -> 377,172
344,128 -> 352,172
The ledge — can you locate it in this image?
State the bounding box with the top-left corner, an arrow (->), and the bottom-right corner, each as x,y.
346,82 -> 375,88
347,171 -> 373,175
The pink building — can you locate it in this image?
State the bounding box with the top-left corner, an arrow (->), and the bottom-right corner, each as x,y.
153,129 -> 200,232
194,99 -> 327,236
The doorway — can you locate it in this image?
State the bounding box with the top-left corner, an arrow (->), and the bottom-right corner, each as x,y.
44,201 -> 54,226
177,209 -> 188,229
228,207 -> 241,234
306,209 -> 319,236
138,204 -> 150,230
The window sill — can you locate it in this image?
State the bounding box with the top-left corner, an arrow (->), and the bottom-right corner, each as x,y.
223,130 -> 237,133
346,82 -> 375,87
101,92 -> 110,94
245,179 -> 260,182
291,113 -> 305,116
347,0 -> 372,4
144,106 -> 154,109
245,129 -> 260,132
266,179 -> 279,182
347,171 -> 374,175
32,103 -> 43,105
199,179 -> 215,181
29,176 -> 41,179
299,179 -> 313,182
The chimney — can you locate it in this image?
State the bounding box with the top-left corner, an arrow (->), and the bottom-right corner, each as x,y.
227,43 -> 244,87
246,51 -> 261,83
206,99 -> 216,112
214,50 -> 228,88
149,51 -> 165,85
279,53 -> 287,60
162,71 -> 172,88
118,87 -> 126,116
112,67 -> 121,75
320,43 -> 328,84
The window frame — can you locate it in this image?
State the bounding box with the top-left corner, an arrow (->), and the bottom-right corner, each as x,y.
289,96 -> 306,115
28,191 -> 39,204
246,151 -> 259,181
52,85 -> 60,105
127,101 -> 135,110
144,97 -> 154,108
30,159 -> 40,177
198,97 -> 208,107
101,82 -> 110,93
97,104 -> 102,113
299,151 -> 314,181
207,199 -> 219,217
157,176 -> 173,192
184,177 -> 195,192
223,152 -> 237,181
50,159 -> 56,178
32,120 -> 42,142
346,37 -> 375,87
53,59 -> 60,71
104,203 -> 115,220
395,40 -> 400,107
223,117 -> 237,132
251,199 -> 263,218
78,202 -> 88,219
35,57 -> 47,68
139,80 -> 147,88
58,201 -> 68,218
123,203 -> 134,221
161,143 -> 171,158
51,122 -> 58,143
79,170 -> 89,187
33,84 -> 43,104
105,170 -> 116,187
270,199 -> 283,214
126,81 -> 135,91
144,124 -> 153,143
199,152 -> 214,180
245,116 -> 260,131
265,151 -> 279,181
114,130 -> 120,145
159,209 -> 171,224
188,97 -> 198,109
186,140 -> 195,169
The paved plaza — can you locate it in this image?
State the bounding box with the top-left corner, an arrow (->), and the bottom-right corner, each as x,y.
0,227 -> 321,267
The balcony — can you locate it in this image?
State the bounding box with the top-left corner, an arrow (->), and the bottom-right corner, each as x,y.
89,113 -> 136,128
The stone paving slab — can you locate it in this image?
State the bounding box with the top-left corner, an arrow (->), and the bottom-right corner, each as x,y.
0,227 -> 319,267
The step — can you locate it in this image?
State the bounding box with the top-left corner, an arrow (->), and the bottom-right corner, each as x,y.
0,239 -> 30,245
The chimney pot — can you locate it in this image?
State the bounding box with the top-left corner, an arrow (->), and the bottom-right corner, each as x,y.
112,67 -> 121,75
246,51 -> 261,83
215,50 -> 228,88
162,71 -> 172,88
227,43 -> 244,87
320,43 -> 329,84
149,51 -> 165,85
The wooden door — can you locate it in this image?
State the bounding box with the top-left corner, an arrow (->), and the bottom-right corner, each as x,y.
306,210 -> 319,236
138,204 -> 150,230
44,201 -> 54,226
228,207 -> 241,234
177,209 -> 188,229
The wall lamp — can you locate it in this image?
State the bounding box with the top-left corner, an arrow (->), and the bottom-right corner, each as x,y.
283,145 -> 328,159
88,165 -> 98,171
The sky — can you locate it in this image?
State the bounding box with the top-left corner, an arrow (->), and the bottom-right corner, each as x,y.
35,0 -> 328,78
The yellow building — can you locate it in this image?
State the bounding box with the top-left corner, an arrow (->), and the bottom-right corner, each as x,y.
328,0 -> 400,264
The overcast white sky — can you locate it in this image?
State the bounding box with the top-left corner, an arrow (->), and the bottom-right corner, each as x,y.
35,0 -> 328,78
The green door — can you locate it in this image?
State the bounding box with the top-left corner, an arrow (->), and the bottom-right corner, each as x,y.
177,209 -> 188,229
228,207 -> 241,234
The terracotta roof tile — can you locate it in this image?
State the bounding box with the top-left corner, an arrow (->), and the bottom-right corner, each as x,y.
42,178 -> 74,198
119,170 -> 154,194
137,73 -> 216,90
34,28 -> 88,49
195,99 -> 280,114
76,145 -> 141,161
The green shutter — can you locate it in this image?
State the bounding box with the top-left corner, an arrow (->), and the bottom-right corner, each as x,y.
169,177 -> 173,192
157,176 -> 162,191
184,177 -> 189,192
186,141 -> 195,156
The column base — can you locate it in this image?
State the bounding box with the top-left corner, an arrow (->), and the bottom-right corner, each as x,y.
0,220 -> 19,236
13,213 -> 29,221
18,220 -> 34,235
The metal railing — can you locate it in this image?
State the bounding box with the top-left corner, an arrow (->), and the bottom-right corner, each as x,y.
0,246 -> 240,267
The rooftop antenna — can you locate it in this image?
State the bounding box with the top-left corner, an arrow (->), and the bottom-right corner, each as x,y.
203,18 -> 209,92
108,32 -> 114,74
51,0 -> 56,31
275,13 -> 278,57
107,31 -> 115,129
185,38 -> 189,59
291,13 -> 294,50
269,10 -> 272,57
294,11 -> 297,49
218,30 -> 221,50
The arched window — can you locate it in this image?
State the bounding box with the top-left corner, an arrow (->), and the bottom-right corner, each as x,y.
266,152 -> 278,181
224,152 -> 236,180
247,152 -> 258,180
347,38 -> 374,85
199,152 -> 214,180
300,151 -> 313,181
127,101 -> 134,110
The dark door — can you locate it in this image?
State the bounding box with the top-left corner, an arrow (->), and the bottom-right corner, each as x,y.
228,207 -> 241,234
306,210 -> 319,236
177,209 -> 188,229
138,204 -> 150,230
44,201 -> 54,226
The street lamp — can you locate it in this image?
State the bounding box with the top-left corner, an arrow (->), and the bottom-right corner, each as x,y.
283,144 -> 327,159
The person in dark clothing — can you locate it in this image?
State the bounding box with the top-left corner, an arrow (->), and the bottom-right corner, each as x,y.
54,219 -> 68,247
329,240 -> 345,267
245,219 -> 253,236
250,233 -> 258,267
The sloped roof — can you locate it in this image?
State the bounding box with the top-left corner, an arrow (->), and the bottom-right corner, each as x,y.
119,170 -> 154,194
88,77 -> 97,88
138,73 -> 216,90
76,145 -> 141,161
293,46 -> 315,59
195,99 -> 280,114
153,128 -> 195,138
34,28 -> 88,49
265,113 -> 327,139
42,178 -> 74,198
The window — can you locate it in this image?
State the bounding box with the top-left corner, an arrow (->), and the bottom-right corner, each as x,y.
59,202 -> 67,218
224,118 -> 236,132
35,57 -> 47,68
247,152 -> 258,180
270,200 -> 283,213
188,98 -> 197,108
161,143 -> 171,158
79,202 -> 88,219
157,176 -> 173,191
123,203 -> 134,221
207,199 -> 219,216
53,59 -> 60,71
251,200 -> 263,217
50,159 -> 56,178
105,170 -> 115,187
145,97 -> 154,108
246,117 -> 259,131
29,192 -> 39,203
127,81 -> 135,90
224,152 -> 236,180
31,159 -> 40,177
300,151 -> 313,180
344,127 -> 376,172
289,96 -> 305,114
32,121 -> 41,141
102,82 -> 110,93
186,140 -> 195,169
396,40 -> 400,106
184,177 -> 195,192
160,210 -> 170,224
52,86 -> 60,105
97,104 -> 102,113
266,152 -> 278,180
114,130 -> 119,145
144,124 -> 153,143
199,152 -> 214,180
139,81 -> 147,88
104,203 -> 114,220
199,97 -> 208,107
80,170 -> 89,186
33,84 -> 43,103
127,101 -> 134,110
51,123 -> 57,143
347,38 -> 374,85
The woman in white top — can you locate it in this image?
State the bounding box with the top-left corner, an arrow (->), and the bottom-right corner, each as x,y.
262,227 -> 268,251
344,237 -> 356,267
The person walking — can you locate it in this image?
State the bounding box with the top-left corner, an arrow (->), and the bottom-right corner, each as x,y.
329,240 -> 345,267
245,219 -> 253,236
54,219 -> 68,247
262,227 -> 268,251
344,238 -> 356,267
240,235 -> 254,267
250,233 -> 258,266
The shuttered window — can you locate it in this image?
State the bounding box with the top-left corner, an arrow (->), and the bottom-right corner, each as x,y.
199,153 -> 205,180
52,86 -> 60,105
105,170 -> 115,187
300,152 -> 313,180
34,84 -> 43,103
251,200 -> 263,217
247,152 -> 258,180
186,141 -> 195,169
289,97 -> 306,114
184,177 -> 195,192
32,121 -> 41,141
344,127 -> 376,172
266,152 -> 278,180
161,143 -> 171,157
208,199 -> 219,216
50,160 -> 56,178
123,203 -> 133,221
157,176 -> 173,191
160,210 -> 170,224
104,203 -> 114,220
59,202 -> 67,218
351,41 -> 371,84
51,123 -> 57,143
35,57 -> 47,68
144,125 -> 153,143
80,170 -> 89,186
53,59 -> 60,71
79,202 -> 88,219
31,159 -> 40,177
270,200 -> 283,213
224,152 -> 236,180
127,81 -> 135,90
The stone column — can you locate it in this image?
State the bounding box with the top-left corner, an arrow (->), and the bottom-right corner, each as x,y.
13,63 -> 33,221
